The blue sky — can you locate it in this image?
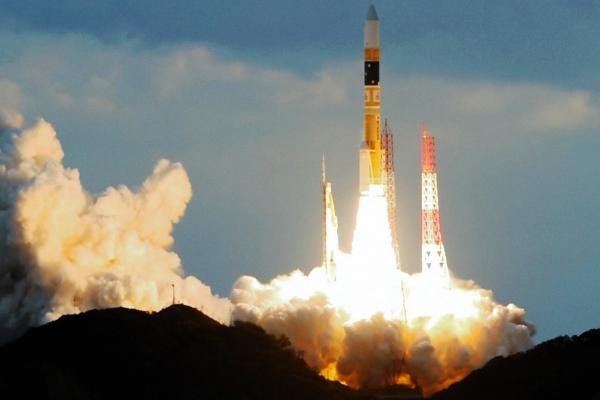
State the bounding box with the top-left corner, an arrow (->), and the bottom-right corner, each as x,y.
1,1 -> 599,341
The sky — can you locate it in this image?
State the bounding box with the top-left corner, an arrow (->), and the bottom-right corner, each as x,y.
1,0 -> 599,341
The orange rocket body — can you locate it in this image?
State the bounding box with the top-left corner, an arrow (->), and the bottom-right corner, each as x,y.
360,5 -> 384,194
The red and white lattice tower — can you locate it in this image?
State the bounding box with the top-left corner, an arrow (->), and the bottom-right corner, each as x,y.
381,120 -> 401,270
421,122 -> 450,283
382,121 -> 408,321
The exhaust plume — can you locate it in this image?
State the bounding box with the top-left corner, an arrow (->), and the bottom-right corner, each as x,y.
232,190 -> 536,395
0,112 -> 231,341
232,267 -> 535,395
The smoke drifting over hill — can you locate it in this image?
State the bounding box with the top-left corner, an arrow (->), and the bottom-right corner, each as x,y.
231,266 -> 535,394
0,111 -> 535,395
0,112 -> 230,340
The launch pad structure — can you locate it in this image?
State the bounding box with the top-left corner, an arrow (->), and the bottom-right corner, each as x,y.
421,122 -> 450,283
381,119 -> 400,270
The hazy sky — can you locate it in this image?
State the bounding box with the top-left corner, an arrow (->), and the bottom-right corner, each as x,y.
1,0 -> 599,341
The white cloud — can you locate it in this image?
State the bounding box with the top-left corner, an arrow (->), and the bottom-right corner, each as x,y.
384,76 -> 600,135
2,32 -> 597,139
153,46 -> 347,108
526,90 -> 598,131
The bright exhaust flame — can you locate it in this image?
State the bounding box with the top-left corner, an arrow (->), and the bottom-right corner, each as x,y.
333,188 -> 402,323
232,185 -> 535,395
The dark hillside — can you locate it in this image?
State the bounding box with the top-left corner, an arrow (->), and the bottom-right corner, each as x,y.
432,329 -> 600,400
2,304 -> 596,399
0,305 -> 361,400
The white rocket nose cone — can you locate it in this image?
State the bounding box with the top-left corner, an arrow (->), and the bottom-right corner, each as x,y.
364,6 -> 380,48
366,5 -> 379,21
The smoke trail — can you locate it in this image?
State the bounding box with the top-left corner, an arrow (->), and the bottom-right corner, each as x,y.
0,112 -> 231,341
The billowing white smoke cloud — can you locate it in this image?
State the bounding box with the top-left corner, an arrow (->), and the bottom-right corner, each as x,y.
0,112 -> 231,340
232,265 -> 535,395
231,185 -> 535,394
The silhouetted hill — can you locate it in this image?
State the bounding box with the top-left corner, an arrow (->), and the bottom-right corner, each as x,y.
432,329 -> 600,400
0,305 -> 360,400
7,305 -> 597,399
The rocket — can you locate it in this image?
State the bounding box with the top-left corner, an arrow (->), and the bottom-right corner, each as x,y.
359,5 -> 384,195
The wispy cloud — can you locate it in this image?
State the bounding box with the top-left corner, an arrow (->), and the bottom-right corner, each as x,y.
2,33 -> 598,141
384,76 -> 600,135
153,47 -> 348,109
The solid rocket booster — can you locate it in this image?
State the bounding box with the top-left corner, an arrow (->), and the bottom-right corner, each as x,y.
322,154 -> 339,282
359,5 -> 384,194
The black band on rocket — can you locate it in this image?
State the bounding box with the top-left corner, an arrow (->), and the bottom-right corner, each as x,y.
364,61 -> 379,85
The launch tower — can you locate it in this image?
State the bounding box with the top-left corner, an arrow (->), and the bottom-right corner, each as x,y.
382,120 -> 401,269
421,122 -> 450,283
